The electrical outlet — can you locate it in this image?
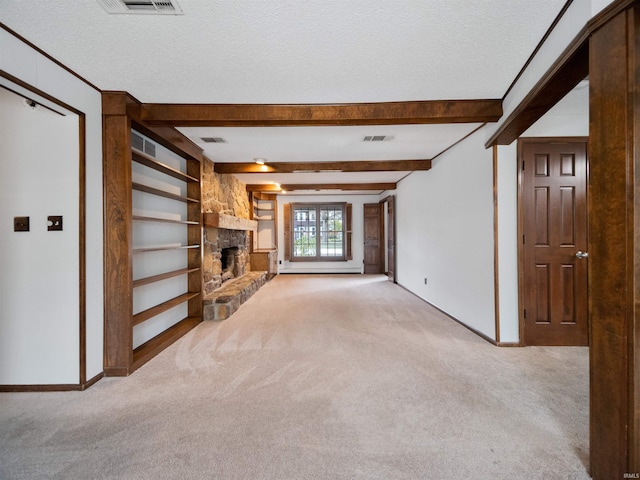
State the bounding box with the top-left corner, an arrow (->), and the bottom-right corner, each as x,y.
424,277 -> 428,285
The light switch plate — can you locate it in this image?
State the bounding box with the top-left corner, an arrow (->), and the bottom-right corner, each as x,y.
48,215 -> 63,231
14,216 -> 29,232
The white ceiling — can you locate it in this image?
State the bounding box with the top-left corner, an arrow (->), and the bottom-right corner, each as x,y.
0,0 -> 570,194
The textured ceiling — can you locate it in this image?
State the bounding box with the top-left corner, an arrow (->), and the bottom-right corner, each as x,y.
0,0 -> 570,194
0,0 -> 567,104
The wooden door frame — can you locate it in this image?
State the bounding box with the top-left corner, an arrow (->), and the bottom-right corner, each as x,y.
0,74 -> 90,391
379,195 -> 396,282
516,136 -> 589,347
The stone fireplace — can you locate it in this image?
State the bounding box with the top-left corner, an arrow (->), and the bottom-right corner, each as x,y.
203,226 -> 250,295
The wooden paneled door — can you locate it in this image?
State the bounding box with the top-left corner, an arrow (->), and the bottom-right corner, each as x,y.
520,139 -> 588,346
363,203 -> 382,274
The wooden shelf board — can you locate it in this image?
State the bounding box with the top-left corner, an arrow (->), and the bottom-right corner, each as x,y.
133,244 -> 200,253
203,212 -> 257,231
133,215 -> 199,225
132,316 -> 201,372
133,267 -> 200,288
132,150 -> 199,183
133,292 -> 200,326
132,182 -> 199,203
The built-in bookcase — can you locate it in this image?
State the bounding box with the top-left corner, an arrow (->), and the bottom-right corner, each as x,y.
130,132 -> 201,353
102,92 -> 203,375
251,192 -> 277,252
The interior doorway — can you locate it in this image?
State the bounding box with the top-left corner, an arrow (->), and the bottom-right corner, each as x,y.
518,138 -> 589,346
380,195 -> 396,282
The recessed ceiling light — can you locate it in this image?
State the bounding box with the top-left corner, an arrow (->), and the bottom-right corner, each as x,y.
254,158 -> 266,165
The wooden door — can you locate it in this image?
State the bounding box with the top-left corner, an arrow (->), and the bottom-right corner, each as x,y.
363,203 -> 382,274
386,197 -> 396,282
521,139 -> 588,346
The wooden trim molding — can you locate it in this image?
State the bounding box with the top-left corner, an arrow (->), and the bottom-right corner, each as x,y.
140,100 -> 503,127
397,283 -> 498,346
486,0 -> 638,148
216,159 -> 431,174
0,23 -> 101,93
246,183 -> 396,192
588,5 -> 640,477
0,71 -> 90,390
492,145 -> 501,344
486,39 -> 588,147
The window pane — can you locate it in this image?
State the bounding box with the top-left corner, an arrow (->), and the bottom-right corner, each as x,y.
293,207 -> 316,257
319,207 -> 343,257
291,204 -> 345,260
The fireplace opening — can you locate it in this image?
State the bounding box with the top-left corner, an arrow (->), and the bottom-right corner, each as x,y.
221,246 -> 239,283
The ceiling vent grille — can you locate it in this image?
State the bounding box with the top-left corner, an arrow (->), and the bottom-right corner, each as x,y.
200,137 -> 228,144
97,0 -> 183,15
363,135 -> 394,142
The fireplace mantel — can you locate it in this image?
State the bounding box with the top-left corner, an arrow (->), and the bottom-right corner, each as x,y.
203,212 -> 257,231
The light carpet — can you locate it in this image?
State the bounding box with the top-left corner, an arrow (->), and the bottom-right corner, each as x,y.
0,274 -> 590,479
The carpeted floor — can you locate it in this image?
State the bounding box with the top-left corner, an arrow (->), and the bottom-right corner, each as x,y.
0,274 -> 590,479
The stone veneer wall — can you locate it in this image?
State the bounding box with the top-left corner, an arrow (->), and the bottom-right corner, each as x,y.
202,157 -> 251,218
201,157 -> 253,294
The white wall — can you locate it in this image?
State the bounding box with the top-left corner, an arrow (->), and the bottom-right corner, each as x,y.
0,89 -> 79,384
495,84 -> 589,343
0,28 -> 103,383
396,127 -> 496,340
277,194 -> 380,274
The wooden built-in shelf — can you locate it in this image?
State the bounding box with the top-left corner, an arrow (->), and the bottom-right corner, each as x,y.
133,215 -> 199,225
131,316 -> 201,371
103,92 -> 203,377
132,182 -> 199,203
133,244 -> 200,254
132,150 -> 199,183
133,292 -> 200,326
133,267 -> 200,288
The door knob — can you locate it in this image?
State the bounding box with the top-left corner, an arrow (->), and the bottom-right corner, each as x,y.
576,251 -> 589,259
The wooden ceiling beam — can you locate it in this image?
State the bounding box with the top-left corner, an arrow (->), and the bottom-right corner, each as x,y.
214,159 -> 431,174
247,183 -> 396,192
140,100 -> 502,127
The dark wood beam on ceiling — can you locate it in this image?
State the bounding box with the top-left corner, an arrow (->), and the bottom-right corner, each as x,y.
246,183 -> 397,192
485,33 -> 589,147
214,159 -> 431,174
140,100 -> 502,127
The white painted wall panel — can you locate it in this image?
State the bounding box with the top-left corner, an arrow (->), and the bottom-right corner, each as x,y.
0,29 -> 104,383
396,128 -> 496,340
0,89 -> 79,384
496,143 -> 519,344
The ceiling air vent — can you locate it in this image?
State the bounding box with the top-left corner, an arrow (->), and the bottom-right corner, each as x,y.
131,131 -> 157,157
200,137 -> 227,144
363,135 -> 394,142
97,0 -> 183,15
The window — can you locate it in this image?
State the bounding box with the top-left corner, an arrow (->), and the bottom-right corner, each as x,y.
285,203 -> 352,262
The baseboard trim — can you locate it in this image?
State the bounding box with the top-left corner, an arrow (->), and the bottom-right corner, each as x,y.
497,342 -> 523,347
0,383 -> 83,392
397,282 -> 499,346
82,372 -> 104,389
